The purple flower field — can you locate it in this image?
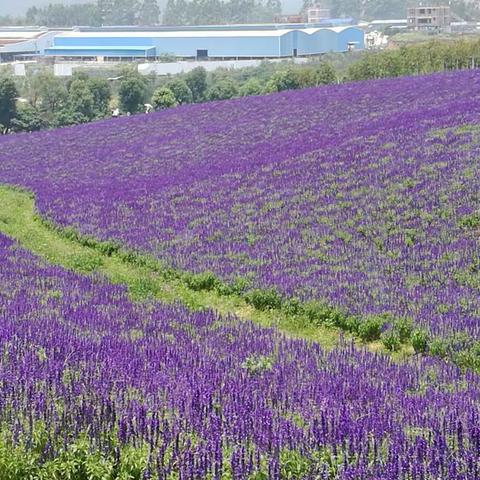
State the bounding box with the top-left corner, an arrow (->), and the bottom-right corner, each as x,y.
1,232 -> 480,478
2,69 -> 480,477
1,71 -> 480,339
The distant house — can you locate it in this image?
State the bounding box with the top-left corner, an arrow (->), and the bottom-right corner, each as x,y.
407,6 -> 451,32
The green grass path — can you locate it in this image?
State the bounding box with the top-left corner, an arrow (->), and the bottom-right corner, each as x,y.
0,185 -> 349,350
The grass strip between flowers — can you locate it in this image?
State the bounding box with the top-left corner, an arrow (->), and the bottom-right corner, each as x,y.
0,183 -> 447,364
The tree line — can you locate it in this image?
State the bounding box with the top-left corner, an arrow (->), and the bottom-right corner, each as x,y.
3,37 -> 480,134
0,61 -> 336,133
0,0 -> 279,27
3,0 -> 480,27
347,38 -> 480,80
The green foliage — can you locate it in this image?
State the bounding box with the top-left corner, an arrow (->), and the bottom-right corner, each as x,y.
163,0 -> 280,25
393,317 -> 413,343
358,315 -> 386,342
129,276 -> 159,299
152,87 -> 178,110
0,433 -> 149,480
216,276 -> 252,296
10,104 -> 48,133
87,77 -> 112,118
165,78 -> 193,104
68,79 -> 96,122
241,354 -> 274,375
185,67 -> 208,102
303,301 -> 349,329
26,3 -> 102,27
458,211 -> 480,230
70,252 -> 104,273
315,62 -> 337,85
137,0 -> 161,24
295,63 -> 337,89
279,449 -> 311,479
428,338 -> 448,358
348,39 -> 480,82
265,68 -> 301,93
118,74 -> 148,114
381,329 -> 402,352
239,78 -> 264,97
282,297 -> 303,316
34,72 -> 68,115
0,74 -> 18,130
245,287 -> 282,311
411,329 -> 429,354
184,271 -> 220,291
207,78 -> 239,101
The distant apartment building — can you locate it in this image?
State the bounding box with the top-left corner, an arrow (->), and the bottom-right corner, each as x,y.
307,6 -> 331,23
407,6 -> 451,32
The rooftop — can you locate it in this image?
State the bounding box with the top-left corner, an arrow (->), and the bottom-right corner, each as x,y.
55,25 -> 356,39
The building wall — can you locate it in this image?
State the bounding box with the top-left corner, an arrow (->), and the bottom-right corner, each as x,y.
46,27 -> 364,59
407,6 -> 451,31
46,48 -> 156,57
152,36 -> 283,57
337,27 -> 364,51
298,29 -> 336,55
54,36 -> 155,47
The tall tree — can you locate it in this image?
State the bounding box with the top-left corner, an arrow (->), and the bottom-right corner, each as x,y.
152,86 -> 178,110
165,78 -> 193,104
185,67 -> 207,102
86,78 -> 112,118
0,75 -> 18,131
118,74 -> 147,113
68,79 -> 96,121
138,0 -> 161,25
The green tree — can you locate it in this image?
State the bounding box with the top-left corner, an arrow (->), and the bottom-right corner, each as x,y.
118,75 -> 147,113
315,62 -> 337,85
206,78 -> 239,101
165,78 -> 193,104
239,77 -> 264,96
163,0 -> 178,24
137,0 -> 160,24
0,74 -> 18,131
33,72 -> 68,115
185,67 -> 207,102
68,79 -> 95,122
152,87 -> 178,110
86,77 -> 112,117
265,68 -> 300,92
10,104 -> 49,133
26,3 -> 101,27
295,67 -> 318,89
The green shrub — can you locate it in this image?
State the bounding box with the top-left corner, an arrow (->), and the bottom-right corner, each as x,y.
129,276 -> 158,299
358,315 -> 386,342
282,297 -> 302,316
245,288 -> 283,311
381,329 -> 402,352
428,338 -> 448,358
184,271 -> 219,291
458,212 -> 480,230
302,301 -> 353,330
336,313 -> 361,334
393,317 -> 413,343
411,329 -> 429,353
216,276 -> 252,296
70,252 -> 103,273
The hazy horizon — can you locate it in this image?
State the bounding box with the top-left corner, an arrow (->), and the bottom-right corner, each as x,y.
1,0 -> 302,18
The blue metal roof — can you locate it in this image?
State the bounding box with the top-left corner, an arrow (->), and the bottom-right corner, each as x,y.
45,45 -> 156,57
46,45 -> 156,51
